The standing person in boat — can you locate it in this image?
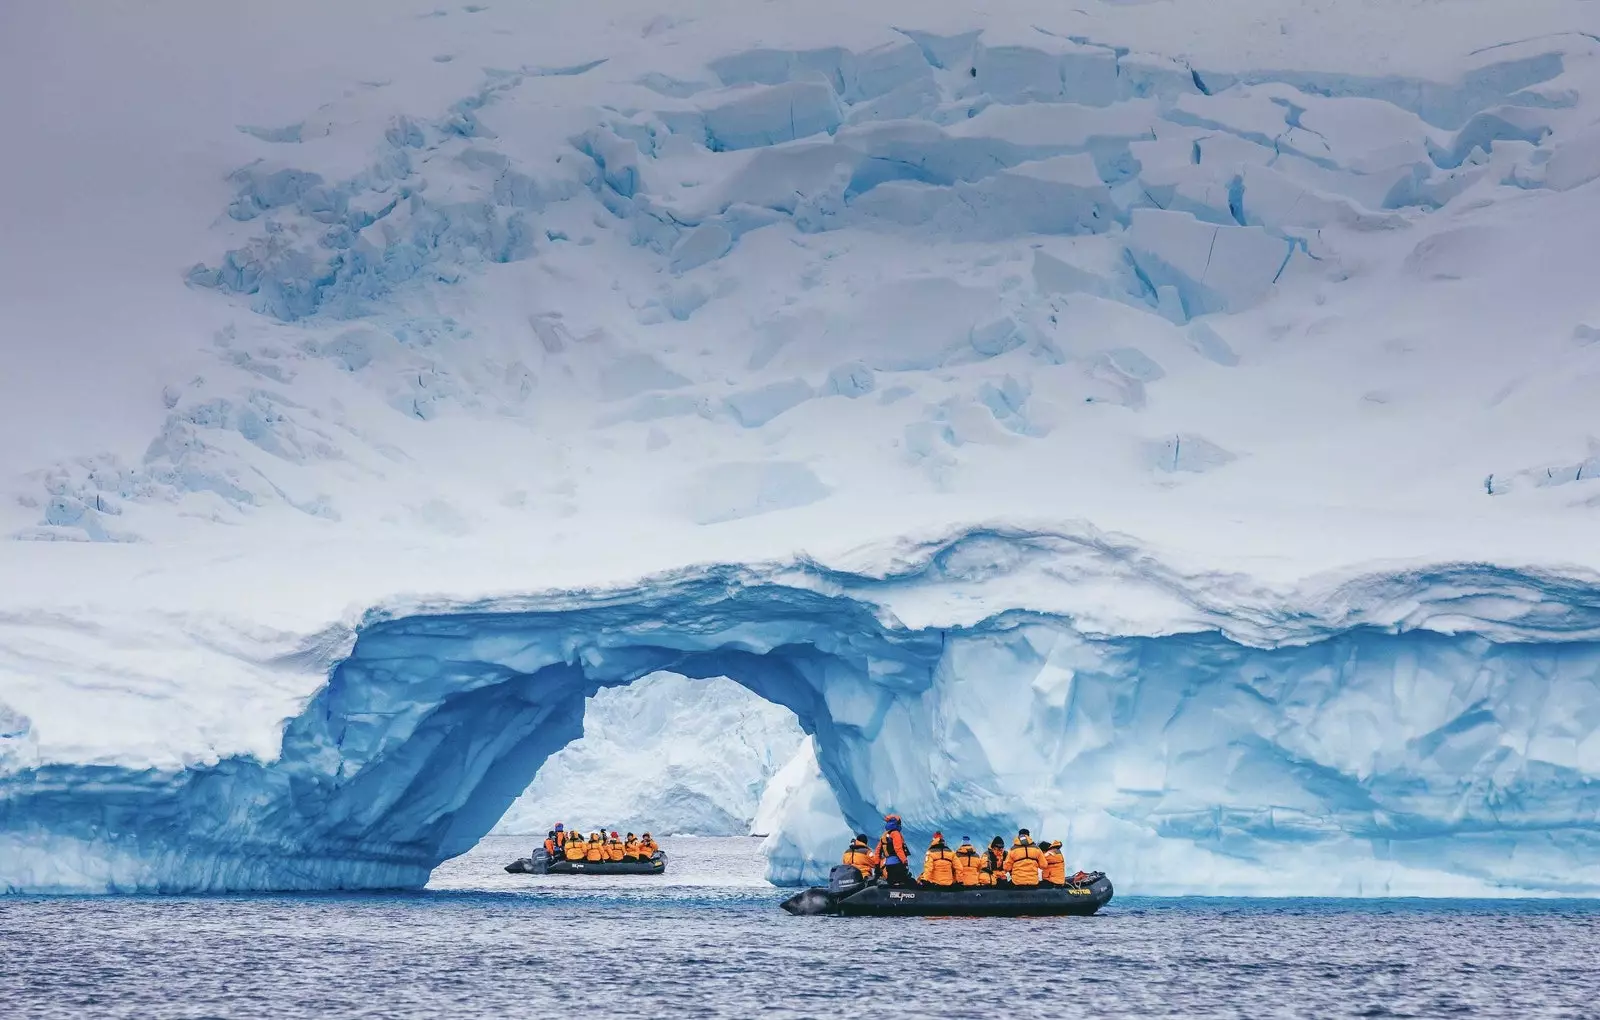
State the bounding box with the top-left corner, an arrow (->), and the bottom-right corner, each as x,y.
553,823 -> 568,852
564,831 -> 588,861
586,831 -> 607,862
638,832 -> 659,859
623,833 -> 641,860
841,834 -> 877,879
876,814 -> 913,887
983,836 -> 1009,885
1041,840 -> 1067,885
1006,828 -> 1046,887
543,830 -> 559,858
953,837 -> 987,887
918,831 -> 958,887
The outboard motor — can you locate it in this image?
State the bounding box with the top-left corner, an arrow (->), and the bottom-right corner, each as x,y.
827,864 -> 866,897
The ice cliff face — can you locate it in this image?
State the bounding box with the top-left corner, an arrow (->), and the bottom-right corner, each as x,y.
5,528 -> 1600,894
6,1 -> 1600,895
492,672 -> 803,837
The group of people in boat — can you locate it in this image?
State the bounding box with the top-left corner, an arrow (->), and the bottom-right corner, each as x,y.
542,822 -> 660,863
845,815 -> 1083,888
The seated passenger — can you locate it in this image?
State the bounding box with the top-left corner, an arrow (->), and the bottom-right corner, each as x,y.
542,830 -> 558,857
1042,840 -> 1067,885
564,833 -> 588,861
638,833 -> 659,859
586,832 -> 607,862
953,837 -> 986,886
841,834 -> 877,879
983,836 -> 1008,885
607,831 -> 626,861
623,834 -> 641,860
1006,828 -> 1045,887
918,832 -> 958,887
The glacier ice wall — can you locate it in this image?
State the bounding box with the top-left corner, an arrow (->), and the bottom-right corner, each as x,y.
4,528 -> 1600,895
491,672 -> 804,836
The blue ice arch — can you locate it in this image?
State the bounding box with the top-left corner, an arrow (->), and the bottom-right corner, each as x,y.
4,528 -> 1600,894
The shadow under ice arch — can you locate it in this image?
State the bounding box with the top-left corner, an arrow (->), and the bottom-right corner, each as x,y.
8,527 -> 1600,895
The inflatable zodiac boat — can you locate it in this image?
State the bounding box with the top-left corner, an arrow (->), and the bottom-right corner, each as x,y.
505,848 -> 668,875
781,865 -> 1112,917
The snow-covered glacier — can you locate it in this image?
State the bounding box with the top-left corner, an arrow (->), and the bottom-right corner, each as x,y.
5,528 -> 1600,894
5,0 -> 1600,895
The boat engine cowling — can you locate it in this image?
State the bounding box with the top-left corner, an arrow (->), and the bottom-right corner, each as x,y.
828,865 -> 866,896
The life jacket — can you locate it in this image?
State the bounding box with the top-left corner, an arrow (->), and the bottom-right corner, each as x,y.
564,837 -> 587,862
586,834 -> 607,861
919,844 -> 958,886
876,830 -> 908,867
554,828 -> 567,848
953,846 -> 986,886
984,847 -> 1007,881
640,837 -> 659,858
624,837 -> 641,859
1007,839 -> 1045,886
1042,846 -> 1066,884
607,837 -> 626,862
543,836 -> 557,856
841,841 -> 877,878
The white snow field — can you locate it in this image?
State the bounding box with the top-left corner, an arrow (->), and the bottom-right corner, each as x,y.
491,672 -> 804,837
4,0 -> 1600,894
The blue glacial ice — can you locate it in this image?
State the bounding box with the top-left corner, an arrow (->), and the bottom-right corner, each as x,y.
5,528 -> 1600,895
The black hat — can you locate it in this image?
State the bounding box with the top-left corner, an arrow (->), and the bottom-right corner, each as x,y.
991,836 -> 1005,847
855,833 -> 869,842
1018,828 -> 1031,837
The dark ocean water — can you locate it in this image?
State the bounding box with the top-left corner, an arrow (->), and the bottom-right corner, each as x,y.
4,836 -> 1598,1019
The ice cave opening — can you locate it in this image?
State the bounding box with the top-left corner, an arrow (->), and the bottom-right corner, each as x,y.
488,671 -> 807,840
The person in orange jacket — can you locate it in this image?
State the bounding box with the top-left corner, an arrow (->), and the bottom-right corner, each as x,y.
953,837 -> 987,886
841,834 -> 877,879
623,833 -> 641,860
542,830 -> 559,857
919,832 -> 958,886
1006,828 -> 1046,886
876,814 -> 913,887
586,831 -> 607,862
607,831 -> 626,861
565,832 -> 589,861
1042,840 -> 1067,885
983,836 -> 1009,885
638,832 -> 659,858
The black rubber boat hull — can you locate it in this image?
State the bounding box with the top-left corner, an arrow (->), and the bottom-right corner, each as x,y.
506,849 -> 667,875
782,873 -> 1113,917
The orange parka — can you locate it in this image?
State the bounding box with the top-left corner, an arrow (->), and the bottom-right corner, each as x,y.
841,840 -> 878,879
624,836 -> 641,859
953,844 -> 987,885
586,833 -> 607,861
1042,843 -> 1067,885
606,835 -> 626,861
543,835 -> 558,856
638,835 -> 659,858
919,842 -> 958,886
876,829 -> 910,868
565,836 -> 588,861
1006,838 -> 1046,886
